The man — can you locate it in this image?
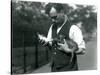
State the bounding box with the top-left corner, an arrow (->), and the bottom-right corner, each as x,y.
38,4 -> 86,72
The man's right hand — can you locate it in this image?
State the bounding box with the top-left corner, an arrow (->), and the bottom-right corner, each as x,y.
39,39 -> 49,46
37,33 -> 52,47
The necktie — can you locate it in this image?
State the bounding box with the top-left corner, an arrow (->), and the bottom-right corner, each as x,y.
52,23 -> 58,47
52,23 -> 57,39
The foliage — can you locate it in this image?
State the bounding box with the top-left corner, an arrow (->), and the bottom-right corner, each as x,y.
12,1 -> 97,47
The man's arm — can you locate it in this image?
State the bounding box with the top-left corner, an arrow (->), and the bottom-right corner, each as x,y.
75,48 -> 86,55
57,25 -> 86,54
69,25 -> 86,55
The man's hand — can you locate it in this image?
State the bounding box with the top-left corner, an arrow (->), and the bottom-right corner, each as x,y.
75,48 -> 86,55
39,39 -> 49,46
57,39 -> 72,53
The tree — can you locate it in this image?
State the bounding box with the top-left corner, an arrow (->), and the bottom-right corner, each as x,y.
12,1 -> 97,47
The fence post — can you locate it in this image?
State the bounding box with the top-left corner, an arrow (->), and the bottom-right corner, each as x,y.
23,31 -> 27,73
34,33 -> 39,68
46,47 -> 49,62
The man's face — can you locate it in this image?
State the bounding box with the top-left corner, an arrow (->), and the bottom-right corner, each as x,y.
49,7 -> 65,27
49,9 -> 58,23
49,12 -> 64,26
49,7 -> 64,24
50,14 -> 58,23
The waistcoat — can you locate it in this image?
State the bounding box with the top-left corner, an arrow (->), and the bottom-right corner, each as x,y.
51,22 -> 78,71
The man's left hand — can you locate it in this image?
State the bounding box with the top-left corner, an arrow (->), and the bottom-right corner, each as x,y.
57,39 -> 72,53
